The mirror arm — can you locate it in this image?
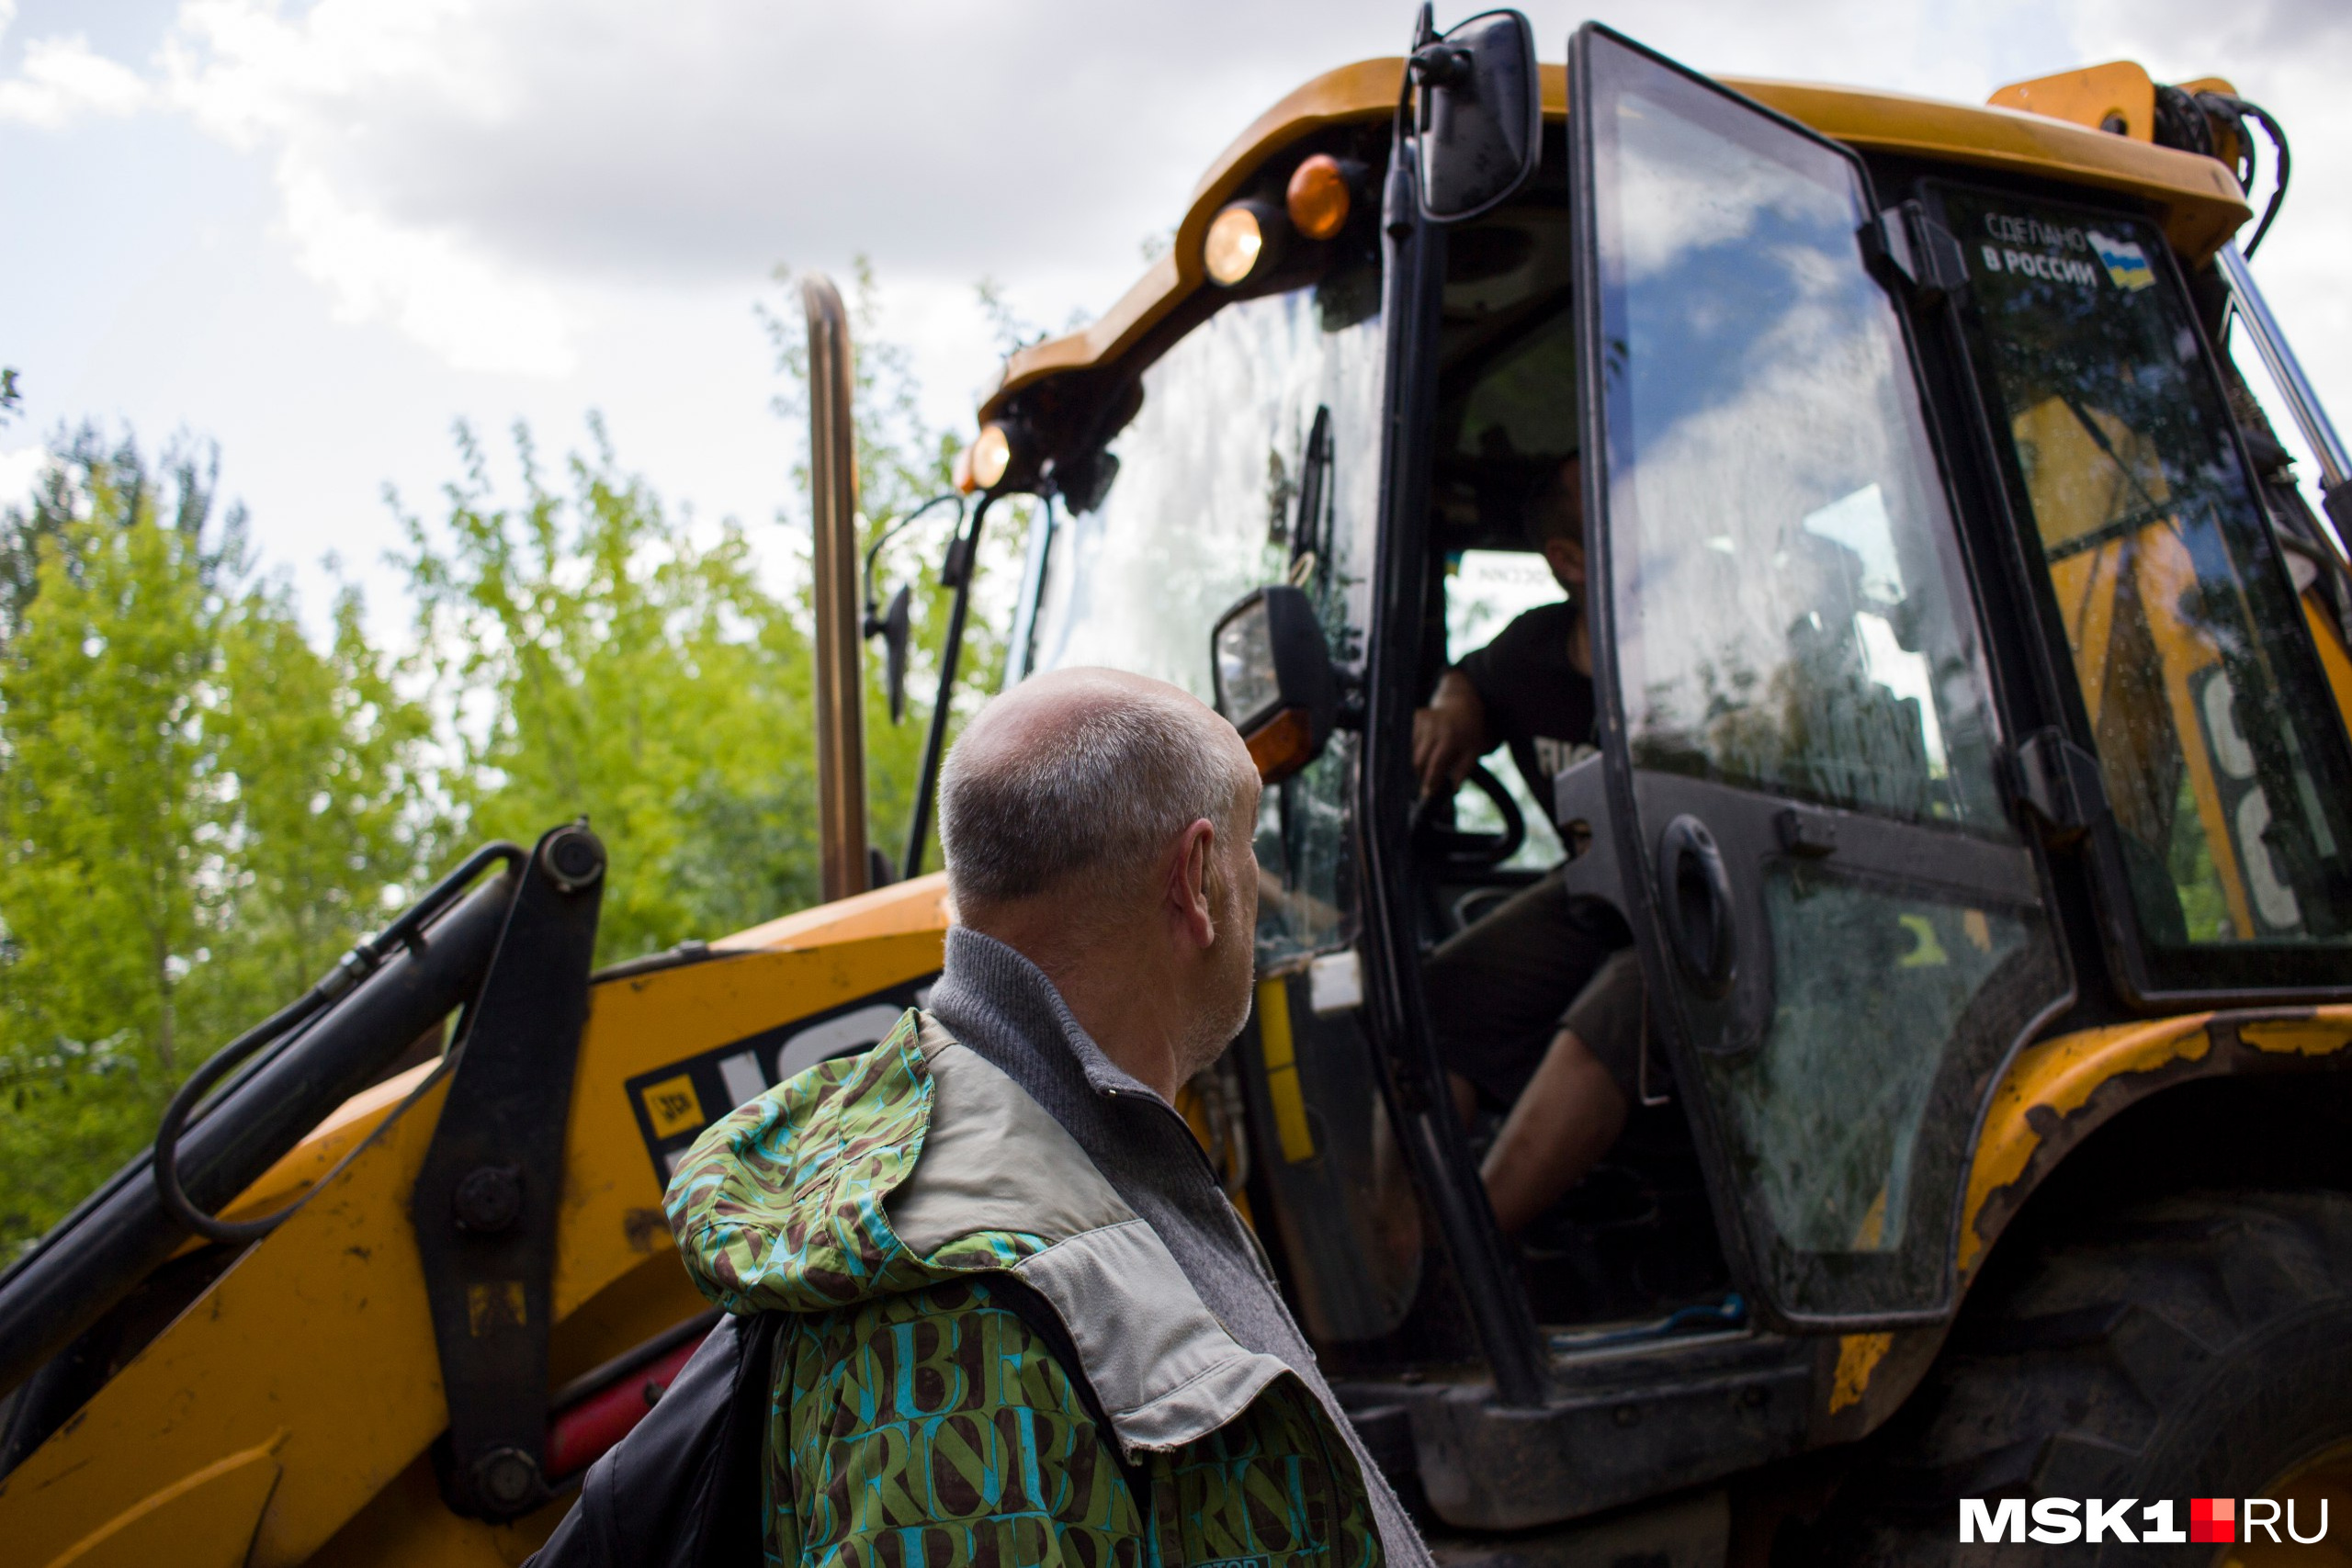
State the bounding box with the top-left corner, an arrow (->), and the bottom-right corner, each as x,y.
862,492 -> 964,636
901,491 -> 994,883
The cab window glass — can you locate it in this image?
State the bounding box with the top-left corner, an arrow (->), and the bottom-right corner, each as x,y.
1453,302 -> 1579,463
1028,263 -> 1385,969
1594,87 -> 2013,838
1444,548 -> 1566,869
1025,254 -> 1416,1345
1946,188 -> 2352,950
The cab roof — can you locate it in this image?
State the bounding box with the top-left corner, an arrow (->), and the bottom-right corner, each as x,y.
977,57 -> 2251,425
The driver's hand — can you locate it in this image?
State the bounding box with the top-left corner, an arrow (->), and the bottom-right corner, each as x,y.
1413,671 -> 1490,797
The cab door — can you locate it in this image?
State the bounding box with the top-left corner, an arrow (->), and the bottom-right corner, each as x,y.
1566,26 -> 2068,1326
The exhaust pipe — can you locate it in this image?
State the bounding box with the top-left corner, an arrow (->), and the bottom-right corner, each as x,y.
802,274 -> 869,902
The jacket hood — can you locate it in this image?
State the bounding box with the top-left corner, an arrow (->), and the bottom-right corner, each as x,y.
662,1010 -> 1302,1461
663,1010 -> 1046,1315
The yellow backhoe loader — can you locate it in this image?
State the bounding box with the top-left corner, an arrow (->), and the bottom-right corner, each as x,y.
6,12 -> 2351,1564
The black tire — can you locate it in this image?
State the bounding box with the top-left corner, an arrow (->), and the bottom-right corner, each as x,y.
1809,1190 -> 2352,1565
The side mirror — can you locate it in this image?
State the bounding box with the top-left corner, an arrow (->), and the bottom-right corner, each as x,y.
1211,585 -> 1337,784
871,584 -> 911,725
1412,8 -> 1541,223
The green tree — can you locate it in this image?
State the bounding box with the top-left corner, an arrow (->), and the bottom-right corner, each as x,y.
212,581 -> 440,997
0,260 -> 1007,1247
0,433 -> 435,1248
397,419 -> 824,966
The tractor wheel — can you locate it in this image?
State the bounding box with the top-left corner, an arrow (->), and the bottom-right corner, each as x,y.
1808,1190 -> 2352,1566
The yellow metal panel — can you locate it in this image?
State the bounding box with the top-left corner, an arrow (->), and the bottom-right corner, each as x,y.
982,56 -> 2251,422
0,1077 -> 458,1568
1253,977 -> 1317,1164
1828,1333 -> 1894,1415
549,929 -> 945,1318
713,869 -> 951,953
308,1450 -> 561,1568
40,1438 -> 282,1568
638,1073 -> 705,1137
2304,592 -> 2352,739
1960,1013 -> 2215,1278
3,920 -> 950,1567
1959,1007 -> 2352,1280
2242,1017 -> 2352,1058
1727,77 -> 2249,259
1986,61 -> 2155,141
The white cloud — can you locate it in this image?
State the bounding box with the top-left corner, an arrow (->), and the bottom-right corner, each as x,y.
96,0 -> 2070,389
276,162 -> 574,376
150,0 -> 572,376
0,30 -> 150,130
0,446 -> 47,512
6,0 -> 2349,536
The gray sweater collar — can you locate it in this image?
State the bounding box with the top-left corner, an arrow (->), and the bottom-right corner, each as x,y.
929,926 -> 1181,1113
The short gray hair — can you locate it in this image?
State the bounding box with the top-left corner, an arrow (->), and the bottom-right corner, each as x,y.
939,682 -> 1247,905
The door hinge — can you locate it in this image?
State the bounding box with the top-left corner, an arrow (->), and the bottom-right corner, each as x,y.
1862,200 -> 1969,308
2009,728 -> 2109,843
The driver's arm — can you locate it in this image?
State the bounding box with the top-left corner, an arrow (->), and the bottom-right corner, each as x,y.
1412,669 -> 1495,797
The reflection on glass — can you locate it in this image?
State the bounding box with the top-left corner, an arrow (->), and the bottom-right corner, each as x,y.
1582,39 -> 2069,1312
1023,261 -> 1412,1346
1213,602 -> 1283,728
1444,548 -> 1567,868
1723,864 -> 2027,1257
1594,87 -> 2010,835
1026,267 -> 1384,971
1949,189 -> 2352,948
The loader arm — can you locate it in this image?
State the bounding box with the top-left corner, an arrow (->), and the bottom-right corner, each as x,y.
0,878 -> 952,1568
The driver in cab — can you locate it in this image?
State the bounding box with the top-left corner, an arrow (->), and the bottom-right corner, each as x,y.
1412,454 -> 1645,1237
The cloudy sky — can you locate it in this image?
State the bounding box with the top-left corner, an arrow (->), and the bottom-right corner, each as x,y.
3,0 -> 2345,633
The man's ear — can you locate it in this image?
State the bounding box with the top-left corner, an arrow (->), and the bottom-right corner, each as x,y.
1167,818 -> 1218,950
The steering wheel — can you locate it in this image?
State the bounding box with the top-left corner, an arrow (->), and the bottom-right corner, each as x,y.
1412,761 -> 1527,872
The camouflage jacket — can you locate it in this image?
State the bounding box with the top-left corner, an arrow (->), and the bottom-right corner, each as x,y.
665,1010 -> 1388,1568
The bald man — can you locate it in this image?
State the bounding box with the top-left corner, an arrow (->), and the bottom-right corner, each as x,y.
651,670 -> 1432,1568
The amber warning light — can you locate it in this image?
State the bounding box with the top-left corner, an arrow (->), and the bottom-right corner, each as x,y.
1286,154 -> 1353,241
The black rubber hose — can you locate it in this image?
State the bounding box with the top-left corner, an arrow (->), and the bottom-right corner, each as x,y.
0,868 -> 516,1400
150,842 -> 525,1244
2233,97 -> 2291,259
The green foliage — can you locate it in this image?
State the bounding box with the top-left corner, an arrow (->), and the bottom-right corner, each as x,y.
0,265 -> 1012,1251
0,433 -> 435,1247
396,418 -> 824,965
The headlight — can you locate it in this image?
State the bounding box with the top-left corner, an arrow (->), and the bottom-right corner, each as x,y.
962,423 -> 1013,493
1204,200 -> 1286,288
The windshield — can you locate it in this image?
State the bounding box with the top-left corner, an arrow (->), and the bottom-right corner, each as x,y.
1027,257 -> 1385,968
1948,187 -> 2352,954
1030,280 -> 1382,700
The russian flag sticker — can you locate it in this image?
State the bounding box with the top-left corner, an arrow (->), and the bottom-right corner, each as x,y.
2088,230 -> 2156,292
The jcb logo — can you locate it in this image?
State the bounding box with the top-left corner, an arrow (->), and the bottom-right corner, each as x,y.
1960,1496 -> 2330,1545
